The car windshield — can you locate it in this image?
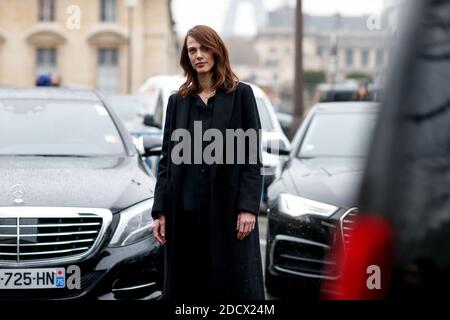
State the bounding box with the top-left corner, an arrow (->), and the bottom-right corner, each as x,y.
320,90 -> 356,102
255,97 -> 274,131
298,112 -> 377,158
109,96 -> 141,122
0,99 -> 126,156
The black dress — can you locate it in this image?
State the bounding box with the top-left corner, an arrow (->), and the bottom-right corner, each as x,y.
169,94 -> 216,301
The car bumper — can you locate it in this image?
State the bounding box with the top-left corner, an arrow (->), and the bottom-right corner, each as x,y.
266,208 -> 341,288
0,237 -> 163,300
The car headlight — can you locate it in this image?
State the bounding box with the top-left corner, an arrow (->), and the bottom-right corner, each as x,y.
109,198 -> 154,247
278,193 -> 338,218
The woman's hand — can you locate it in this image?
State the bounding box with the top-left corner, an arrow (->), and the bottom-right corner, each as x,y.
236,212 -> 256,240
152,215 -> 166,245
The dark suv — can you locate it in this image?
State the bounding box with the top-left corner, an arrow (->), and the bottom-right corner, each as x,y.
0,88 -> 163,300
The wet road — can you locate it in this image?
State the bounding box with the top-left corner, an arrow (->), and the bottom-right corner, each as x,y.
258,215 -> 277,300
258,215 -> 267,271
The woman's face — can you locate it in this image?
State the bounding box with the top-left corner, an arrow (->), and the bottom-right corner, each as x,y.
358,85 -> 368,96
186,36 -> 215,75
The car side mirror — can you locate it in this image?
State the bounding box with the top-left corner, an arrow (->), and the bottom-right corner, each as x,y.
143,114 -> 161,129
266,145 -> 291,156
142,136 -> 162,157
134,136 -> 162,157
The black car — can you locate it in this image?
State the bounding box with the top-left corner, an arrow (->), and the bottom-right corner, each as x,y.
316,83 -> 381,103
0,88 -> 163,300
265,102 -> 379,297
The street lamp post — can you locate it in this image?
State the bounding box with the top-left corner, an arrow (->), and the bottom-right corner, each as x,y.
289,0 -> 304,139
126,0 -> 138,94
329,14 -> 341,86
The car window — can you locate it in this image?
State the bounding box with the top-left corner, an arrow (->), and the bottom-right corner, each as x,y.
320,90 -> 356,102
109,97 -> 140,122
255,97 -> 275,131
0,99 -> 125,156
298,112 -> 377,157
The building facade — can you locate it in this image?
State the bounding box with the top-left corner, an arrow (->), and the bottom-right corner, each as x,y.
237,6 -> 391,89
0,0 -> 178,94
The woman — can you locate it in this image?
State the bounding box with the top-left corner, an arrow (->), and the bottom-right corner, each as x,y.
151,25 -> 265,301
353,82 -> 369,101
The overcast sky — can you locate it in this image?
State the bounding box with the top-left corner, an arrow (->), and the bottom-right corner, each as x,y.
172,0 -> 385,37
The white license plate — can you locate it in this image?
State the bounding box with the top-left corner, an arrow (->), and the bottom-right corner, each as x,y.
0,268 -> 65,289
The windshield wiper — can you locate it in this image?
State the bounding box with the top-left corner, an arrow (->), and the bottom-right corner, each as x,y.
13,154 -> 91,158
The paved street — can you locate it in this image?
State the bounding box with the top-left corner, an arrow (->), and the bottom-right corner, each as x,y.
258,215 -> 268,272
258,215 -> 277,300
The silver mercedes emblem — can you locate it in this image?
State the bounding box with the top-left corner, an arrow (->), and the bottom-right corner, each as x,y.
12,184 -> 25,204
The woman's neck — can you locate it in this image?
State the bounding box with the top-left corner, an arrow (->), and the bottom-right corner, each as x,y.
198,72 -> 214,93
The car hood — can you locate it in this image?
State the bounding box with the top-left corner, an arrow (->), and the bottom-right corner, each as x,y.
0,155 -> 155,212
282,157 -> 366,209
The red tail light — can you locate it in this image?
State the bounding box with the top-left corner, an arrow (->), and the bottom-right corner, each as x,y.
322,215 -> 393,300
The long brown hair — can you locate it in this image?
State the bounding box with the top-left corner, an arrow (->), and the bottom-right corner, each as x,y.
179,25 -> 239,96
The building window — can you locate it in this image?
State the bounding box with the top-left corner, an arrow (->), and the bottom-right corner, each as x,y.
36,48 -> 57,76
265,58 -> 279,67
316,46 -> 322,57
38,0 -> 55,22
376,49 -> 384,66
361,49 -> 369,67
272,73 -> 279,87
100,0 -> 117,22
97,48 -> 119,94
345,48 -> 353,67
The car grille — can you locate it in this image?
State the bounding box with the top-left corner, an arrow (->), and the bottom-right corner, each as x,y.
340,208 -> 359,249
270,225 -> 339,279
0,207 -> 112,266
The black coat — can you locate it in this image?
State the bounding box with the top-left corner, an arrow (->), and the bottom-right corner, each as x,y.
151,82 -> 265,300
